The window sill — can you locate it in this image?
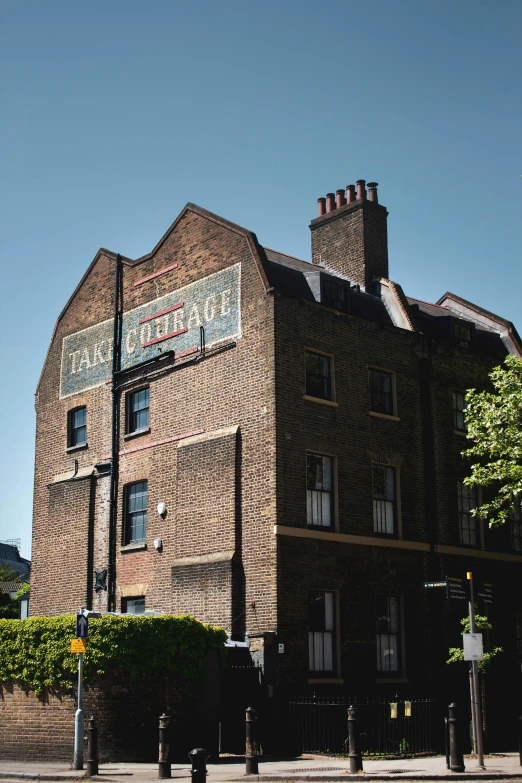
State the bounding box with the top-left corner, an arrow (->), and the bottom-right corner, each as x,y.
66,443 -> 88,453
369,411 -> 400,422
120,542 -> 147,553
124,428 -> 151,441
303,395 -> 339,408
308,677 -> 344,684
376,677 -> 409,684
373,531 -> 400,541
453,429 -> 468,438
307,523 -> 336,533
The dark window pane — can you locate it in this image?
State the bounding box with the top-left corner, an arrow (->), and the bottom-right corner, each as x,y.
454,323 -> 472,348
305,352 -> 331,400
369,370 -> 393,415
511,500 -> 522,553
307,454 -> 333,527
129,388 -> 150,432
373,465 -> 396,535
126,481 -> 148,543
69,407 -> 87,446
453,390 -> 467,431
458,480 -> 477,546
376,596 -> 401,673
323,279 -> 348,311
308,590 -> 335,672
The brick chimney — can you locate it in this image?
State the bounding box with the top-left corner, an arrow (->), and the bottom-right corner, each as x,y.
310,180 -> 389,288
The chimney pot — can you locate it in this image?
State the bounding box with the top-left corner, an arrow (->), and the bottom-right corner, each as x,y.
336,189 -> 346,208
356,180 -> 366,200
346,184 -> 356,204
326,193 -> 336,213
317,197 -> 326,217
367,182 -> 378,203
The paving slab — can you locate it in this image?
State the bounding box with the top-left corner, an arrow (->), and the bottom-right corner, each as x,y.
1,755 -> 521,782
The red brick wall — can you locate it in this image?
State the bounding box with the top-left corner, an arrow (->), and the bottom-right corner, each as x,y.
0,674 -> 210,762
31,206 -> 277,638
310,200 -> 389,287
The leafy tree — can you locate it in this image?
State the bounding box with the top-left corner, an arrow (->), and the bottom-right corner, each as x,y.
447,611 -> 503,674
0,564 -> 18,581
463,355 -> 522,527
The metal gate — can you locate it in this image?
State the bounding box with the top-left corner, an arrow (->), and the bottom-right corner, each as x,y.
287,695 -> 438,756
219,648 -> 264,754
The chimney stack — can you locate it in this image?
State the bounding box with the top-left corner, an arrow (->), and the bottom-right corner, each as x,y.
310,178 -> 389,288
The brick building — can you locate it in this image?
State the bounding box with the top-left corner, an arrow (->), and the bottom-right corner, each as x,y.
31,179 -> 522,738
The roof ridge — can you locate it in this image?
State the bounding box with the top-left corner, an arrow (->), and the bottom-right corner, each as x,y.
263,247 -> 311,265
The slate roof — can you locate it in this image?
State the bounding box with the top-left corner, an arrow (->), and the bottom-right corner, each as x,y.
261,247 -> 394,327
407,297 -> 507,359
407,297 -> 497,333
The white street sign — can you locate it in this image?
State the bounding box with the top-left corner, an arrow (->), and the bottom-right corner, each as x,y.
463,632 -> 483,661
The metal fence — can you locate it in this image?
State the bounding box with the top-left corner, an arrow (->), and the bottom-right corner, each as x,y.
287,695 -> 437,756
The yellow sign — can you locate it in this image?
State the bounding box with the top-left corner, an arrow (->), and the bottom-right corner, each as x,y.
71,638 -> 87,653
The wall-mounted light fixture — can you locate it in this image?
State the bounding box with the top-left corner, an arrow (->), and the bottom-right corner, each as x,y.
157,502 -> 166,517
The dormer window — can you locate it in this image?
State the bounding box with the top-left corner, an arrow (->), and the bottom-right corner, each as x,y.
322,277 -> 349,312
453,321 -> 474,349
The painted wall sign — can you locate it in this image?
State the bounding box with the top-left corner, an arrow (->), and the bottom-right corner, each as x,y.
60,264 -> 241,398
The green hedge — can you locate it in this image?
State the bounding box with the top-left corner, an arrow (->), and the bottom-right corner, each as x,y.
0,614 -> 226,695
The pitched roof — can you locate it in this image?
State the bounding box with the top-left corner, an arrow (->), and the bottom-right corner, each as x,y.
0,581 -> 23,593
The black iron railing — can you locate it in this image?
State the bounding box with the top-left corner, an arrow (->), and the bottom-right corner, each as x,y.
287,695 -> 437,756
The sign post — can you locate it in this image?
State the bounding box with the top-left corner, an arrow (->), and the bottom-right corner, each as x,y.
467,573 -> 485,770
73,614 -> 89,770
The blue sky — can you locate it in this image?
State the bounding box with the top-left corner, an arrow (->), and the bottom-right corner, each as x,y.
1,0 -> 520,559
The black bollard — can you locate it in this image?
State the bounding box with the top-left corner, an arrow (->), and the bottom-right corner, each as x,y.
518,716 -> 522,766
448,703 -> 464,773
158,714 -> 171,779
347,706 -> 363,773
245,707 -> 259,775
188,748 -> 210,783
86,716 -> 98,777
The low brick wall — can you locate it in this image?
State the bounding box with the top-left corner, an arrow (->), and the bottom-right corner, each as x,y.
0,653 -> 220,762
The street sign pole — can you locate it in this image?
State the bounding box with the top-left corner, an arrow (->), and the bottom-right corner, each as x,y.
467,572 -> 485,770
74,652 -> 84,769
73,614 -> 88,770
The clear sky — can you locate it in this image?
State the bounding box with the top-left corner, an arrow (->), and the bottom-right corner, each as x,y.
0,0 -> 520,559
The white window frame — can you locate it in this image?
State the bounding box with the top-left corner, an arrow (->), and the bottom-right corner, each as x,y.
306,451 -> 337,530
308,590 -> 339,676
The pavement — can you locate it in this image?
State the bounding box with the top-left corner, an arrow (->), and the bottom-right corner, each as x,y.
0,755 -> 521,782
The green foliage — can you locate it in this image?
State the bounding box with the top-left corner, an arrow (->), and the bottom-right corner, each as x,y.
463,355 -> 522,527
0,564 -> 21,582
0,594 -> 19,619
14,582 -> 30,599
446,610 -> 503,674
0,614 -> 226,695
0,568 -> 23,619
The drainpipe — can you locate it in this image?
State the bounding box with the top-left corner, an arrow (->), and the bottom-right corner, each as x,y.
107,253 -> 122,612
